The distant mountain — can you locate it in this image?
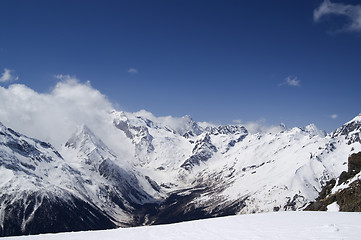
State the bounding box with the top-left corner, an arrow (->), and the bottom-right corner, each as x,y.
1,112 -> 361,237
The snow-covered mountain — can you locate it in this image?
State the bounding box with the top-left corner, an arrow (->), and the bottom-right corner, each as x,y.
138,113 -> 361,223
0,122 -> 116,236
60,124 -> 160,222
1,111 -> 361,236
0,122 -> 158,236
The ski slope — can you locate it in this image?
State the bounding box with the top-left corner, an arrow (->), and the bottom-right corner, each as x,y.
5,212 -> 361,240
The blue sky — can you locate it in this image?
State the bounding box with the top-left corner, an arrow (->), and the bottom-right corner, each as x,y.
1,0 -> 361,132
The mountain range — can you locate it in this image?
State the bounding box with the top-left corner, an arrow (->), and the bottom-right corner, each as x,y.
1,110 -> 360,237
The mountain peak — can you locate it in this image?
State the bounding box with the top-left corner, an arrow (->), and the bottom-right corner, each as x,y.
347,113 -> 361,124
182,115 -> 192,120
280,123 -> 287,130
112,109 -> 202,136
77,124 -> 92,135
331,114 -> 361,142
0,122 -> 6,133
301,123 -> 326,137
65,124 -> 106,151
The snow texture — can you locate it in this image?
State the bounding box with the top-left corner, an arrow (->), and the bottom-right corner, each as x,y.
4,212 -> 361,240
327,202 -> 340,212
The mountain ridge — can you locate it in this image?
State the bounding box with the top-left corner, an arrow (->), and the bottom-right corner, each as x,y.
1,111 -> 361,236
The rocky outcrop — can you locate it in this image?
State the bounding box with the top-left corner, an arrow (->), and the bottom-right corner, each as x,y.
0,192 -> 116,237
305,152 -> 361,212
181,134 -> 217,171
348,152 -> 361,174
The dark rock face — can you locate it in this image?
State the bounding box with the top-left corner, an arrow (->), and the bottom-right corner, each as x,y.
306,179 -> 361,212
304,179 -> 336,211
305,152 -> 361,212
284,194 -> 306,211
338,171 -> 352,186
1,129 -> 61,166
336,180 -> 361,211
348,152 -> 361,174
338,152 -> 361,185
183,131 -> 194,139
145,176 -> 161,192
208,125 -> 247,136
98,158 -> 155,206
181,134 -> 217,171
145,186 -> 247,225
332,120 -> 361,145
0,192 -> 116,237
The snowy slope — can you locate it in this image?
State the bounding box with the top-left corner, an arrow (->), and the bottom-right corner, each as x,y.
4,212 -> 361,240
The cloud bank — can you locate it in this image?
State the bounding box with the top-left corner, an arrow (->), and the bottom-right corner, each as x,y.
0,76 -> 304,157
0,68 -> 19,82
314,0 -> 361,32
0,77 -> 132,158
233,119 -> 286,135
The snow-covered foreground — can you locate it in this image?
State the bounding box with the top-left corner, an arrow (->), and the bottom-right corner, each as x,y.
5,212 -> 361,240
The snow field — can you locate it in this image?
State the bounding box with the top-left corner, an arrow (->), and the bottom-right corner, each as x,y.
5,212 -> 361,240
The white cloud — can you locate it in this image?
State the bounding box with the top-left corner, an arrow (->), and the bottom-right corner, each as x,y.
233,119 -> 286,134
279,76 -> 301,87
0,68 -> 19,83
0,78 -> 132,158
330,114 -> 338,119
128,68 -> 138,74
54,74 -> 75,81
314,0 -> 361,32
